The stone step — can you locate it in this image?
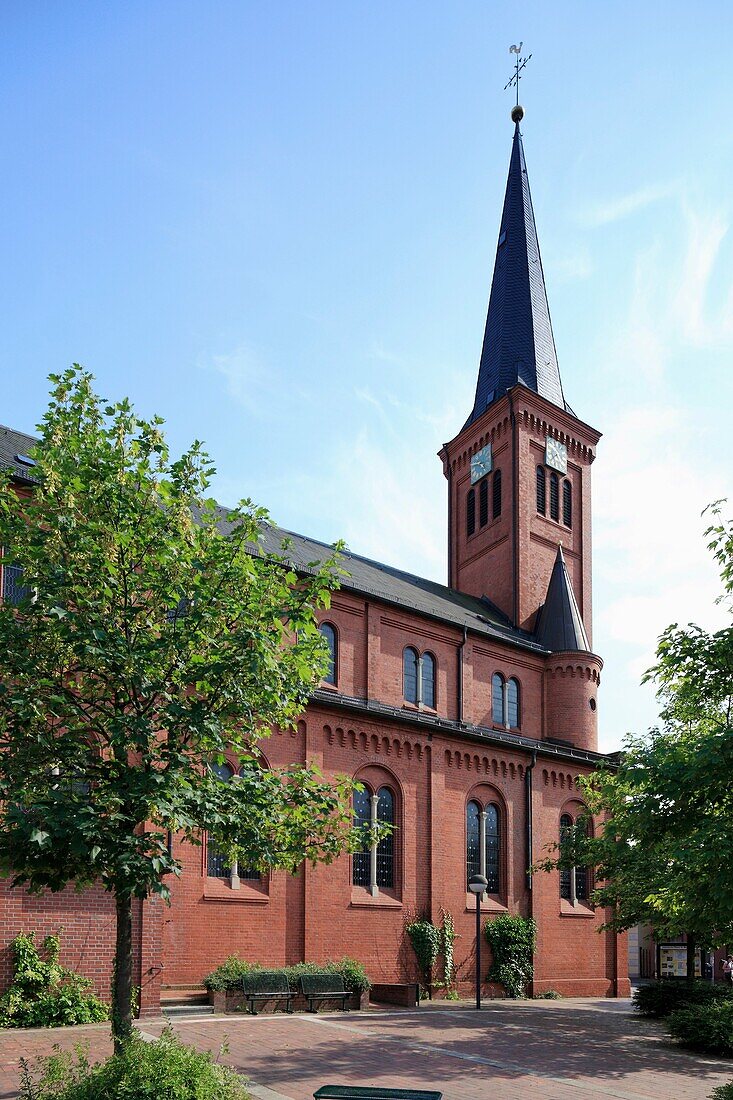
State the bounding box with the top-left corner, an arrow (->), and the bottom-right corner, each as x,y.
162,1002 -> 215,1017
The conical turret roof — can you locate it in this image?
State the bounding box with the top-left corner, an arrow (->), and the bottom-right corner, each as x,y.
534,545 -> 589,652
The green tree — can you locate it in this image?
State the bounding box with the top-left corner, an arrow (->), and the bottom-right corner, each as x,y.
537,503 -> 733,974
0,369 -> 360,1048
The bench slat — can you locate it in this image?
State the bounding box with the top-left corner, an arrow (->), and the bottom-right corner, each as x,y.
315,1088 -> 442,1100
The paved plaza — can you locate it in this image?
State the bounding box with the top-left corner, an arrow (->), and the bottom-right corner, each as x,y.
1,999 -> 731,1100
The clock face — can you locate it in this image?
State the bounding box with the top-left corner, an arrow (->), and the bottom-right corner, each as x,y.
470,445 -> 492,484
545,436 -> 568,475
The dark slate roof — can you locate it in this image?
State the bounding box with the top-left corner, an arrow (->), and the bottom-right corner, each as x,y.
227,507 -> 549,655
0,422 -> 547,656
464,122 -> 567,429
0,423 -> 39,484
534,545 -> 589,652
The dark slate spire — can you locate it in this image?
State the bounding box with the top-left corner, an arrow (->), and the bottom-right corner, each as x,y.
534,545 -> 589,652
464,120 -> 565,429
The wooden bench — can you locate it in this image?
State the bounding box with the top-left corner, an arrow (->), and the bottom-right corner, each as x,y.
314,1088 -> 442,1100
241,970 -> 294,1015
300,972 -> 351,1013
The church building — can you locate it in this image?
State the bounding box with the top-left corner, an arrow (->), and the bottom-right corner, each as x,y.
0,111 -> 630,1010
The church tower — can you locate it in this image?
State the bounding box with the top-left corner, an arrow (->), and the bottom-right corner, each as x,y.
440,112 -> 601,647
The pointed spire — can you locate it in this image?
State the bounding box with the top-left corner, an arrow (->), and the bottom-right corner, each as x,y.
534,545 -> 589,652
464,119 -> 566,429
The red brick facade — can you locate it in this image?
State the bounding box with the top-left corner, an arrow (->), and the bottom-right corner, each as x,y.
0,124 -> 630,1010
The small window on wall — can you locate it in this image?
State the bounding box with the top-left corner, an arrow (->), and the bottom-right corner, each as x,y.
403,647 -> 437,709
466,800 -> 501,895
207,763 -> 259,881
536,466 -> 546,515
207,763 -> 234,878
319,622 -> 337,685
403,647 -> 419,704
559,811 -> 591,904
492,469 -> 502,519
467,488 -> 476,536
352,787 -> 372,888
506,678 -> 520,728
352,783 -> 396,892
491,673 -> 504,725
421,652 -> 436,709
1,560 -> 29,606
479,478 -> 489,527
563,480 -> 572,528
549,472 -> 559,522
492,673 -> 521,729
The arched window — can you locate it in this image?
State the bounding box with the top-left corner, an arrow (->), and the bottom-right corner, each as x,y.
563,480 -> 572,528
1,560 -> 28,606
492,469 -> 502,519
421,652 -> 436,709
536,466 -> 546,515
466,801 -> 481,881
479,478 -> 489,527
353,783 -> 396,892
466,800 -> 501,895
352,787 -> 371,887
404,648 -> 436,709
403,647 -> 419,704
319,622 -> 337,685
559,813 -> 573,900
466,488 -> 476,536
485,804 -> 500,893
506,678 -> 520,728
559,812 -> 591,903
207,763 -> 234,878
376,787 -> 395,888
549,472 -> 559,522
491,673 -> 505,725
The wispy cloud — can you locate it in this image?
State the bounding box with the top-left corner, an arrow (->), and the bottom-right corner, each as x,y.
548,248 -> 593,282
578,181 -> 677,228
592,189 -> 733,747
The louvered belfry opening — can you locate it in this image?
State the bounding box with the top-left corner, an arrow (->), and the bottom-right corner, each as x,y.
536,466 -> 546,514
479,478 -> 488,527
466,488 -> 476,535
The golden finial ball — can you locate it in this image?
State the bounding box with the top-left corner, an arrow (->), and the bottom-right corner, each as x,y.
511,104 -> 524,123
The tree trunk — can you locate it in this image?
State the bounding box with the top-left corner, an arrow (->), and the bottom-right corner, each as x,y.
112,893 -> 134,1052
686,937 -> 696,986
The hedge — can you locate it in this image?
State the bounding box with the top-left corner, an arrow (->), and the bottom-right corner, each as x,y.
666,999 -> 733,1057
632,980 -> 732,1019
203,956 -> 370,994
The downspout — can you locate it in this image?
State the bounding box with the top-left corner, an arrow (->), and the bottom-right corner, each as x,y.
525,749 -> 537,896
508,389 -> 519,627
447,461 -> 453,587
457,626 -> 467,723
526,747 -> 538,996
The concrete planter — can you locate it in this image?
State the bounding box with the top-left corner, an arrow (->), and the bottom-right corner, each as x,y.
209,987 -> 368,1014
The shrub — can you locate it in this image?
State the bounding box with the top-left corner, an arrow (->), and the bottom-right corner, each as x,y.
633,980 -> 733,1019
202,956 -> 370,994
17,1028 -> 249,1100
534,990 -> 561,1000
0,932 -> 107,1029
667,999 -> 733,1057
484,915 -> 536,999
405,920 -> 441,994
710,1085 -> 733,1099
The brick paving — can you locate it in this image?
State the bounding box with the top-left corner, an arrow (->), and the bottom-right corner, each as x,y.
1,1000 -> 731,1100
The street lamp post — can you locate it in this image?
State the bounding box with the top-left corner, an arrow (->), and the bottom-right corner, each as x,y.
468,874 -> 488,1010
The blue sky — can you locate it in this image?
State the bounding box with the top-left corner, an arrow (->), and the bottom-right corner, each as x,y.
2,2 -> 732,751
